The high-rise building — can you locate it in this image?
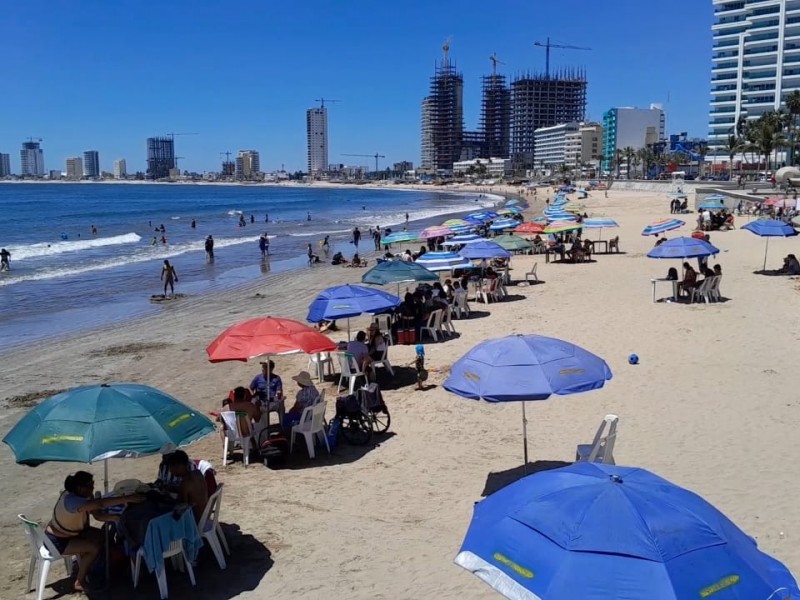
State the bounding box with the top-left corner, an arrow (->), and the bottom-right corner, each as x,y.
83,150 -> 100,178
565,122 -> 604,171
533,122 -> 581,171
510,69 -> 587,173
481,72 -> 511,159
235,150 -> 261,179
420,51 -> 464,173
66,157 -> 83,179
306,106 -> 328,176
708,0 -> 800,159
20,141 -> 45,177
146,137 -> 175,180
602,105 -> 665,172
0,153 -> 10,177
113,159 -> 127,179
221,161 -> 235,177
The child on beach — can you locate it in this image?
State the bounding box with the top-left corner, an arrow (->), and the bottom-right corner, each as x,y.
413,345 -> 427,391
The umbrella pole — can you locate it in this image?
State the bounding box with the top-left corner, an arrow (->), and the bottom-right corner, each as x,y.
521,402 -> 529,471
347,318 -> 351,341
763,238 -> 770,272
104,459 -> 111,596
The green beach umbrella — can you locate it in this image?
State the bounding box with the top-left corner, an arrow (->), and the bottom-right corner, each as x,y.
493,235 -> 533,252
2,383 -> 215,468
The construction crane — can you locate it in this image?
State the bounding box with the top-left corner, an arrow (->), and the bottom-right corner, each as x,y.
164,132 -> 198,140
219,151 -> 232,162
315,98 -> 341,109
489,53 -> 505,76
533,38 -> 591,77
342,153 -> 386,173
442,36 -> 452,64
26,136 -> 43,143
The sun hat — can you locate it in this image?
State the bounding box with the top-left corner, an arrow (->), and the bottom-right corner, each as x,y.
292,371 -> 314,387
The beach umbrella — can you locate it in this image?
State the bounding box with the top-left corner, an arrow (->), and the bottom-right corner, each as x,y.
580,217 -> 618,241
361,260 -> 439,295
642,218 -> 685,236
442,233 -> 484,247
459,241 -> 512,260
206,316 -> 337,362
563,204 -> 585,213
490,219 -> 521,231
306,285 -> 401,338
455,462 -> 799,600
670,192 -> 688,199
415,251 -> 472,272
443,218 -> 470,227
762,196 -> 792,208
463,216 -> 485,225
698,200 -> 726,211
505,199 -> 520,206
420,225 -> 453,239
742,219 -> 799,271
382,231 -> 419,244
545,213 -> 577,222
704,194 -> 726,202
493,235 -> 533,252
496,207 -> 521,216
444,334 -> 611,465
532,216 -> 548,223
647,236 -> 720,259
513,222 -> 545,234
544,221 -> 582,234
448,224 -> 477,234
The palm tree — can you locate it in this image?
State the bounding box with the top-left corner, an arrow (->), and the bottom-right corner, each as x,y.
722,133 -> 742,178
614,148 -> 624,178
621,147 -> 635,179
786,90 -> 800,165
696,142 -> 709,178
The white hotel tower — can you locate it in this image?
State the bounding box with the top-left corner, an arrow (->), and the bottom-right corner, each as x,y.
710,0 -> 800,158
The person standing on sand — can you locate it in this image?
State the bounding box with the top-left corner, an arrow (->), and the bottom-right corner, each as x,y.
322,235 -> 330,255
205,235 -> 215,262
352,227 -> 361,248
405,212 -> 409,224
0,248 -> 10,271
161,260 -> 178,297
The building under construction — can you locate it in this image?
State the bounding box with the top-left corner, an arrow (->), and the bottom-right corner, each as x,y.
420,60 -> 463,173
480,73 -> 510,159
510,68 -> 587,173
146,136 -> 175,180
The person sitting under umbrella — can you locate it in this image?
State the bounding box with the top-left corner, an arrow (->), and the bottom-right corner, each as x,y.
766,254 -> 800,276
347,330 -> 373,373
165,450 -> 209,524
250,360 -> 283,409
678,262 -> 699,296
284,371 -> 319,428
46,471 -> 145,593
367,322 -> 387,362
157,451 -> 218,497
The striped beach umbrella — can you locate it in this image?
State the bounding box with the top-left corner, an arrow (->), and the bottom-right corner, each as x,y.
546,213 -> 578,222
420,225 -> 454,239
448,225 -> 477,234
382,231 -> 419,244
641,219 -> 685,236
493,235 -> 533,252
415,251 -> 472,272
582,218 -> 619,229
489,218 -> 520,231
442,233 -> 484,246
443,218 -> 469,226
544,221 -> 583,234
514,221 -> 545,234
496,207 -> 521,216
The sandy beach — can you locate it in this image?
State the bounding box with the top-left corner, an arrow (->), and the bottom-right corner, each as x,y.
1,186 -> 798,599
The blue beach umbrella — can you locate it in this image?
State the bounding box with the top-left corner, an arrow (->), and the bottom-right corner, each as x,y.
642,218 -> 685,236
490,219 -> 520,231
458,240 -> 512,260
505,200 -> 520,206
582,217 -> 619,240
698,200 -> 726,211
415,251 -> 472,272
705,194 -> 726,202
455,463 -> 800,600
361,260 -> 439,287
307,284 -> 401,338
742,219 -> 799,270
382,231 -> 419,244
647,236 -> 720,259
444,334 -> 612,464
545,213 -> 577,222
448,225 -> 477,234
442,233 -> 483,247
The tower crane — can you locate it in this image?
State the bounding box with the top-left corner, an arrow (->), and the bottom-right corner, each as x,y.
442,37 -> 452,64
315,98 -> 341,109
342,153 -> 386,174
489,53 -> 505,77
164,132 -> 198,140
533,38 -> 592,77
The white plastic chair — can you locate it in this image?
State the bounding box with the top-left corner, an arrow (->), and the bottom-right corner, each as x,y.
525,262 -> 539,283
336,352 -> 368,394
307,352 -> 334,382
420,309 -> 443,342
290,401 -> 330,459
196,483 -> 229,569
479,279 -> 499,304
370,346 -> 394,377
131,531 -> 196,599
690,277 -> 713,304
220,410 -> 251,467
441,305 -> 457,337
18,514 -> 75,600
575,414 -> 618,465
453,290 -> 471,319
371,314 -> 394,345
708,275 -> 722,302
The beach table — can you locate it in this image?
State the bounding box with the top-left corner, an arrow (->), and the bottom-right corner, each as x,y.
650,278 -> 679,303
592,240 -> 609,254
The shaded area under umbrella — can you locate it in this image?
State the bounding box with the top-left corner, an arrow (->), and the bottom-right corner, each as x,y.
306,284 -> 400,339
742,219 -> 799,271
647,236 -> 720,259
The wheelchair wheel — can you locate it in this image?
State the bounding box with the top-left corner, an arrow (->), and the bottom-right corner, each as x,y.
370,408 -> 391,434
339,414 -> 372,446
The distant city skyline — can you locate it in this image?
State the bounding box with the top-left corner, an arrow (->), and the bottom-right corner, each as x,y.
0,0 -> 713,173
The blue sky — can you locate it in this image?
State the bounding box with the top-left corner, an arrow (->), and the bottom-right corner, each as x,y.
1,0 -> 713,174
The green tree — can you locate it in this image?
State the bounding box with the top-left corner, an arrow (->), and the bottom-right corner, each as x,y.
786,91 -> 800,165
723,133 -> 742,178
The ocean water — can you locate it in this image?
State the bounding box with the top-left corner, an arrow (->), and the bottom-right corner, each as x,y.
0,183 -> 498,349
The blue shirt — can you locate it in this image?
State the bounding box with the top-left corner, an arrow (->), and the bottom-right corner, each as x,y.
250,373 -> 283,400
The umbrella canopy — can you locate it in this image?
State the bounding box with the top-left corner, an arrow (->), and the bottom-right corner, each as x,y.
505,199 -> 520,206
442,233 -> 484,246
670,192 -> 688,199
382,231 -> 419,244
207,316 -> 336,362
698,200 -> 725,211
361,260 -> 439,286
443,218 -> 470,226
490,219 -> 520,231
496,207 -> 521,216
762,196 -> 793,208
545,212 -> 577,222
642,218 -> 685,236
581,218 -> 618,229
468,211 -> 498,222
743,219 -> 799,270
704,194 -> 726,202
647,236 -> 720,259
3,384 -> 216,465
544,221 -> 582,234
493,235 -> 533,252
415,251 -> 472,272
459,241 -> 512,260
514,222 -> 545,234
306,284 -> 400,323
420,225 -> 453,239
448,225 -> 478,234
455,462 -> 799,600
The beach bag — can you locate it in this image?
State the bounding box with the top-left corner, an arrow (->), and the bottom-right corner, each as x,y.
258,426 -> 289,469
326,418 -> 340,449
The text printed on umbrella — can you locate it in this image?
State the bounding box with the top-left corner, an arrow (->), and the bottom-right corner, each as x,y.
492,552 -> 534,579
558,368 -> 586,375
699,574 -> 739,598
168,413 -> 192,428
42,435 -> 84,445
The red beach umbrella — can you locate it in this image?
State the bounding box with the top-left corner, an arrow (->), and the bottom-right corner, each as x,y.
206,317 -> 337,363
514,222 -> 545,234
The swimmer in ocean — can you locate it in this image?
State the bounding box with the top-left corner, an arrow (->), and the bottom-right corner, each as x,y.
91,225 -> 97,235
307,212 -> 311,221
0,248 -> 10,272
151,236 -> 158,246
191,218 -> 196,229
161,259 -> 178,297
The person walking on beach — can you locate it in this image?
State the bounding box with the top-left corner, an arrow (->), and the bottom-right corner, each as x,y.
259,233 -> 268,258
307,243 -> 320,264
405,212 -> 409,224
205,235 -> 215,262
161,260 -> 178,297
373,228 -> 381,250
352,227 -> 361,248
321,235 -> 330,256
0,248 -> 10,272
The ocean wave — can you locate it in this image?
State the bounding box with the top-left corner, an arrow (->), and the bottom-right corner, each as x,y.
347,198 -> 497,228
7,232 -> 142,261
226,210 -> 243,216
287,229 -> 351,237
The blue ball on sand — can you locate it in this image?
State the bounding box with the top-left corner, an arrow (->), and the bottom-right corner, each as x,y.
628,354 -> 639,365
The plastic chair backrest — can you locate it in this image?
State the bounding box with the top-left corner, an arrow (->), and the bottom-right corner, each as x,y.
18,514 -> 61,559
372,314 -> 391,332
588,414 -> 619,462
337,352 -> 359,375
443,305 -> 452,324
432,309 -> 444,329
197,483 -> 224,535
220,411 -> 249,439
602,417 -> 618,464
310,389 -> 326,407
529,263 -> 537,276
425,310 -> 437,328
311,401 -> 327,430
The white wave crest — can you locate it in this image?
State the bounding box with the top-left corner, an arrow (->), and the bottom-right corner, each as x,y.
7,233 -> 142,261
